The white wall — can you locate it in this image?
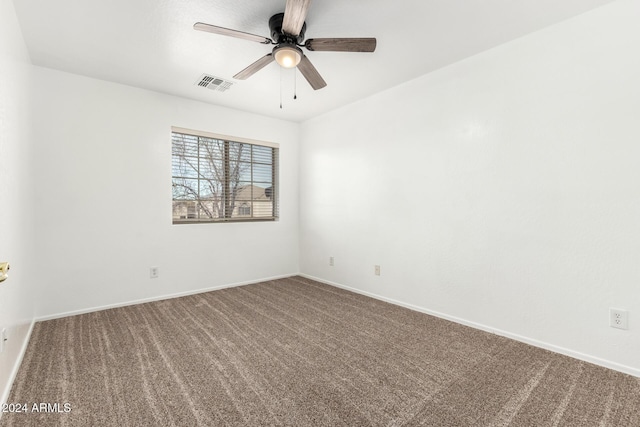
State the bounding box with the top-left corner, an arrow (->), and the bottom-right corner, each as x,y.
300,0 -> 640,375
31,67 -> 300,318
0,0 -> 36,406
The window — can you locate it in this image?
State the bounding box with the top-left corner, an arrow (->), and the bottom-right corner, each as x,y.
238,203 -> 251,216
171,127 -> 278,223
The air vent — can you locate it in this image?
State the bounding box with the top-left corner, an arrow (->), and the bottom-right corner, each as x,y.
195,74 -> 233,92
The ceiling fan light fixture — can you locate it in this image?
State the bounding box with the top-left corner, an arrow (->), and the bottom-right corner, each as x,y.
274,45 -> 302,68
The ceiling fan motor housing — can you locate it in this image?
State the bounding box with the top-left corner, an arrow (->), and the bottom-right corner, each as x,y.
269,13 -> 306,44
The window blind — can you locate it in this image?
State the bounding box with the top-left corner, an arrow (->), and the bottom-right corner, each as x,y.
171,128 -> 279,223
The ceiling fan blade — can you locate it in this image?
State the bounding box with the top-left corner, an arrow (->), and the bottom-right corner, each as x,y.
305,38 -> 377,52
233,54 -> 275,80
194,22 -> 272,44
282,0 -> 311,36
297,55 -> 326,90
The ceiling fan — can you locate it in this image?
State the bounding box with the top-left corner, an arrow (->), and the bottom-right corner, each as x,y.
194,0 -> 377,90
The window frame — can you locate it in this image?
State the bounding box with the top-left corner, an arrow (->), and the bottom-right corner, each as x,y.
171,127 -> 279,224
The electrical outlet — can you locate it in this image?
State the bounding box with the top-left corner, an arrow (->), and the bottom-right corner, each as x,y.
0,328 -> 7,353
150,267 -> 159,279
329,256 -> 334,266
374,265 -> 380,276
610,308 -> 629,330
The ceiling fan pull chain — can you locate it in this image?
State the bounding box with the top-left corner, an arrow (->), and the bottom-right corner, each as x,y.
294,68 -> 297,100
280,67 -> 283,109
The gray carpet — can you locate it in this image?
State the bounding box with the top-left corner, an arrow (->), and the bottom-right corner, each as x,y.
1,276 -> 639,426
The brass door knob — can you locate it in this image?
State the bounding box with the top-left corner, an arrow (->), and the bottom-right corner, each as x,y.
0,262 -> 9,283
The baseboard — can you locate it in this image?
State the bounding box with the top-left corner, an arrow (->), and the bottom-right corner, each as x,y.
36,273 -> 298,322
299,273 -> 640,379
0,319 -> 35,418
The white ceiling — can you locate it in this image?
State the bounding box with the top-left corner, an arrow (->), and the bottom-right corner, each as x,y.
14,0 -> 616,122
